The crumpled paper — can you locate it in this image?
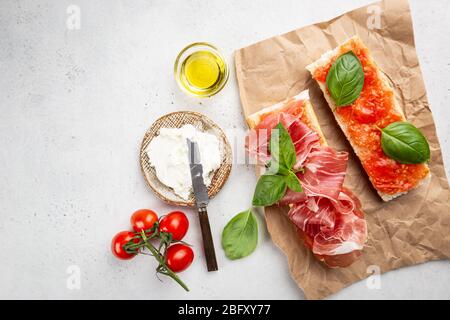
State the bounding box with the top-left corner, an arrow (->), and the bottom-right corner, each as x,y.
234,0 -> 450,299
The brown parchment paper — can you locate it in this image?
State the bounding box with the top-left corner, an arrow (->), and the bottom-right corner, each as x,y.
235,0 -> 450,299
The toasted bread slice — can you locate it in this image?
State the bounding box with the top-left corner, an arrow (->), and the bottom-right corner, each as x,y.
247,90 -> 327,146
306,36 -> 430,202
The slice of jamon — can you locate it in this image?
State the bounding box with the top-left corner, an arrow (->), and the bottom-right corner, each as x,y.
279,146 -> 349,204
299,146 -> 349,200
289,120 -> 322,168
289,189 -> 367,268
246,111 -> 301,164
298,226 -> 363,268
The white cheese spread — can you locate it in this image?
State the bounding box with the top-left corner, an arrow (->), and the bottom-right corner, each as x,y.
146,124 -> 221,200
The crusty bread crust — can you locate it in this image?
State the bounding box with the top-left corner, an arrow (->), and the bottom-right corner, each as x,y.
246,90 -> 328,146
306,36 -> 430,202
247,90 -> 308,128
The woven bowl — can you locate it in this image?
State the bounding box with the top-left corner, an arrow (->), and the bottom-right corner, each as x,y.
140,111 -> 232,207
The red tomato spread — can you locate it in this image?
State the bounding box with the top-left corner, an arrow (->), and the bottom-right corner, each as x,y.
313,38 -> 429,195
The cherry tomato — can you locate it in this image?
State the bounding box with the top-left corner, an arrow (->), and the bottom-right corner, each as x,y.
111,231 -> 138,260
130,209 -> 158,233
159,211 -> 189,241
166,244 -> 194,272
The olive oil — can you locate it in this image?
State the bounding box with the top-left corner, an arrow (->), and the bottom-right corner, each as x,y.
175,43 -> 229,97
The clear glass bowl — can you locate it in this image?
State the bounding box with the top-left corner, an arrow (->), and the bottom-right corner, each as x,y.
174,42 -> 229,98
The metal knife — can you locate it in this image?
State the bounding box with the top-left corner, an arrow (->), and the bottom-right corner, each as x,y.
187,139 -> 218,272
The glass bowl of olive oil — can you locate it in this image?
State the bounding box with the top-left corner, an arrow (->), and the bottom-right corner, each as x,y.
174,42 -> 229,97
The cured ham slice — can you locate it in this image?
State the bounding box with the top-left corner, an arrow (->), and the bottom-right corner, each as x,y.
246,90 -> 367,268
289,120 -> 321,168
246,112 -> 303,164
289,189 -> 367,267
278,146 -> 348,204
300,146 -> 349,200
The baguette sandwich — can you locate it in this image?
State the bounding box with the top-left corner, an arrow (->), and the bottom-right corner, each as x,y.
306,36 -> 430,201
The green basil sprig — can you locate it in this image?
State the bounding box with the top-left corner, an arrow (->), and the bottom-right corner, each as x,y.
221,123 -> 304,260
253,123 -> 302,206
379,121 -> 430,164
285,171 -> 303,192
326,51 -> 365,107
270,122 -> 296,170
221,209 -> 258,260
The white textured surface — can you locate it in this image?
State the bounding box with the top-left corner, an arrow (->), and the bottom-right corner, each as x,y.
0,0 -> 449,300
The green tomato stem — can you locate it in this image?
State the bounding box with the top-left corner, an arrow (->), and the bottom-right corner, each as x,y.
140,231 -> 189,292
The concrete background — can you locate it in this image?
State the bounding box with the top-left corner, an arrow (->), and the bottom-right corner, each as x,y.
0,0 -> 449,299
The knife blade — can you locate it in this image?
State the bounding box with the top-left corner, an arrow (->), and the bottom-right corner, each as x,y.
186,139 -> 218,272
187,139 -> 209,208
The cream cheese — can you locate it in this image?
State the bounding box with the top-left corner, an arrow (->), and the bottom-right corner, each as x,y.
146,124 -> 221,200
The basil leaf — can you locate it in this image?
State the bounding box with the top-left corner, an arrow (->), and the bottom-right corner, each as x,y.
266,160 -> 290,176
270,123 -> 296,170
285,171 -> 303,193
326,51 -> 365,107
221,209 -> 258,260
252,174 -> 287,207
380,122 -> 430,164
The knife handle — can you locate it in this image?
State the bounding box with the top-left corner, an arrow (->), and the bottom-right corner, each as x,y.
198,207 -> 218,272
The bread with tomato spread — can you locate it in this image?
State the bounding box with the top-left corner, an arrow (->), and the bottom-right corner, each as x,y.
306,36 -> 430,202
